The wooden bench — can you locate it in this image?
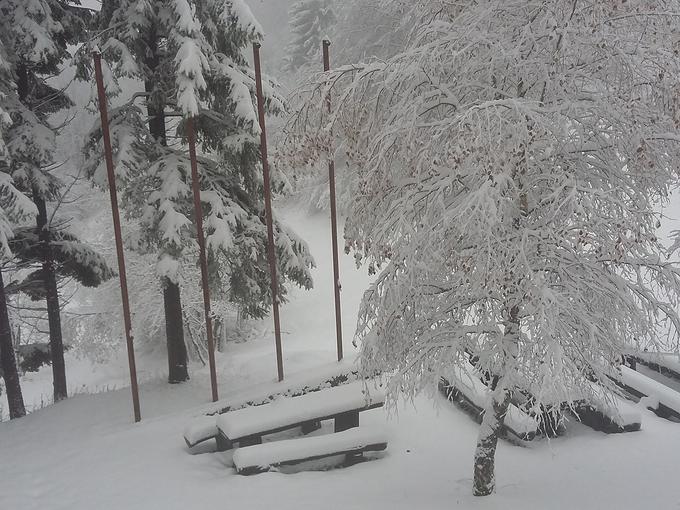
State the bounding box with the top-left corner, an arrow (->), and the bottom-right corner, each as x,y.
617,366 -> 680,422
232,427 -> 388,475
573,381 -> 641,433
627,353 -> 680,384
215,380 -> 385,451
184,416 -> 219,448
183,372 -> 365,448
440,362 -> 540,442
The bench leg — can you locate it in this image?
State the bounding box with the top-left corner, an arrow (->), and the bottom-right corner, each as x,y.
239,435 -> 262,447
335,411 -> 359,432
345,452 -> 364,466
301,420 -> 322,434
215,434 -> 232,452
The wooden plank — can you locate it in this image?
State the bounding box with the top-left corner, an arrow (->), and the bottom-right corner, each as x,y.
217,402 -> 384,449
183,373 -> 369,448
619,366 -> 680,421
183,416 -> 218,448
334,411 -> 359,432
573,404 -> 641,433
438,377 -> 539,442
630,355 -> 680,384
236,442 -> 388,475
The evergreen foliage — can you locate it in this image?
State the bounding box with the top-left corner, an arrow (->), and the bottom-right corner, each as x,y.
0,0 -> 106,402
284,0 -> 335,73
80,0 -> 314,378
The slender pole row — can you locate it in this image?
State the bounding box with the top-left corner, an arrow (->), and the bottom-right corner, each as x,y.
186,117 -> 219,402
253,43 -> 285,382
322,40 -> 344,362
93,41 -> 342,415
92,52 -> 141,423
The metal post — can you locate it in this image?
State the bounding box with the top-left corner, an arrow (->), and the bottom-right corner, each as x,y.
186,117 -> 219,402
92,52 -> 141,423
253,43 -> 284,382
322,40 -> 344,362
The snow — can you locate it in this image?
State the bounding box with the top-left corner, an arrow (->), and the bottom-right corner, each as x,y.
2,209 -> 680,509
637,352 -> 680,376
232,426 -> 387,472
584,381 -> 641,427
446,361 -> 539,437
229,0 -> 265,38
620,366 -> 680,415
183,414 -> 217,447
3,2 -> 680,507
216,380 -> 385,440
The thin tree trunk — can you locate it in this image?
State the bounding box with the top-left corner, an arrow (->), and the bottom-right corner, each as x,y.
472,386 -> 511,496
164,279 -> 189,383
0,270 -> 26,419
472,305 -> 519,496
34,194 -> 67,401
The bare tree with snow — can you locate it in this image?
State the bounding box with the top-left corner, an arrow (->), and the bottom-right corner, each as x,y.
283,0 -> 680,496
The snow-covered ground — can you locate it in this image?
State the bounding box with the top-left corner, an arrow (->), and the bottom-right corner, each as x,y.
2,207 -> 680,510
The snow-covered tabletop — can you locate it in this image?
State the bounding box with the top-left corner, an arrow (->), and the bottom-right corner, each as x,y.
217,380 -> 385,440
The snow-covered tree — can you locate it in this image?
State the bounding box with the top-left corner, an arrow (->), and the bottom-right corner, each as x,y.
0,0 -> 107,403
0,35 -> 36,419
283,0 -> 680,496
330,0 -> 407,64
81,0 -> 314,383
284,0 -> 335,73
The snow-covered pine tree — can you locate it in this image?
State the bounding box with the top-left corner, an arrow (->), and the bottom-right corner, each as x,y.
0,34 -> 36,419
330,0 -> 407,64
284,0 -> 335,74
283,0 -> 680,496
82,0 -> 314,382
0,0 -> 109,402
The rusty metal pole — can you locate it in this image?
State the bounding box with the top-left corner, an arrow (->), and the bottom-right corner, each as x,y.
322,40 -> 344,362
92,52 -> 141,423
186,117 -> 219,402
253,43 -> 284,382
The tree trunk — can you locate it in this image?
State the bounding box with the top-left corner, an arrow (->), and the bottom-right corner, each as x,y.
35,194 -> 67,402
472,305 -> 520,496
472,386 -> 511,496
144,30 -> 189,384
0,270 -> 26,419
164,279 -> 189,383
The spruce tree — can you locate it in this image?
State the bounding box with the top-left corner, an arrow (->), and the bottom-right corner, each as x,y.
1,0 -> 105,403
82,0 -> 314,383
284,0 -> 336,73
0,34 -> 34,418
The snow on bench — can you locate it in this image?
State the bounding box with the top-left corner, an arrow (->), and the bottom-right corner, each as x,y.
182,371 -> 365,448
184,415 -> 219,448
631,352 -> 680,382
232,426 -> 388,475
442,362 -> 540,441
620,366 -> 680,420
574,381 -> 641,433
216,381 -> 385,449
